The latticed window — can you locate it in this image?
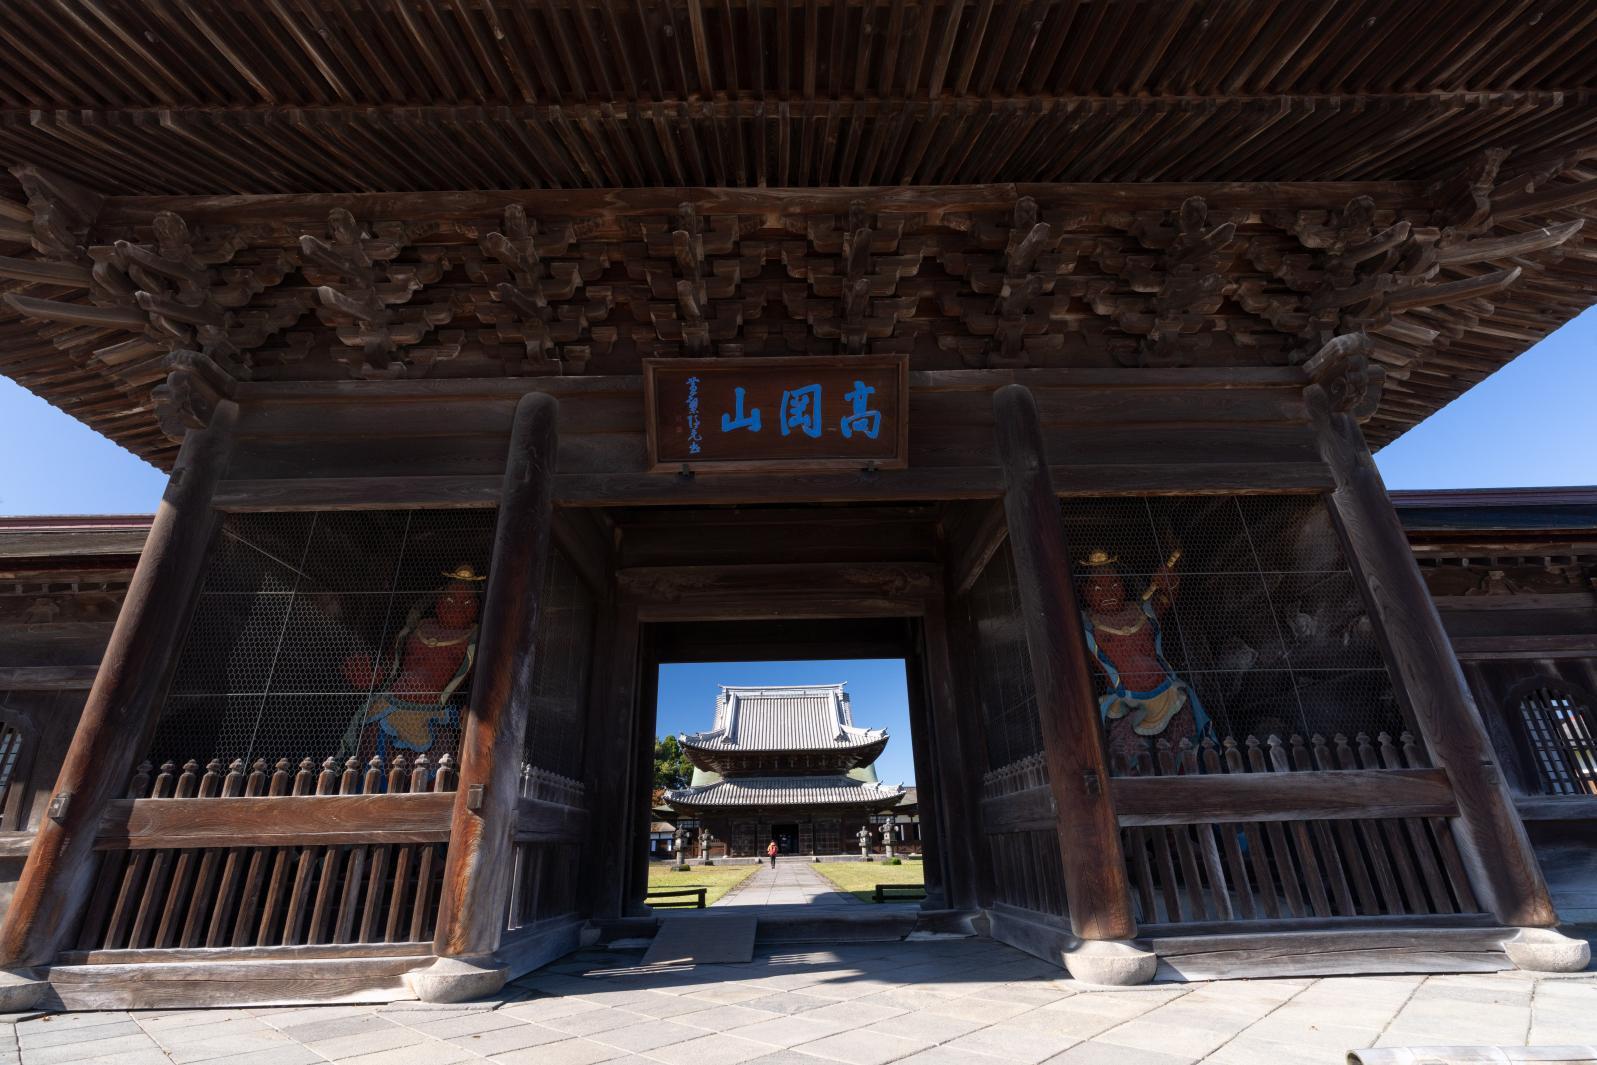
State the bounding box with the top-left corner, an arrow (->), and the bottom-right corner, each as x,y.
0,709 -> 34,830
1516,686 -> 1597,796
1060,495 -> 1406,772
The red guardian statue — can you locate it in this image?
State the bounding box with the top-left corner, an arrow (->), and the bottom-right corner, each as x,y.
340,564 -> 485,761
1078,547 -> 1212,764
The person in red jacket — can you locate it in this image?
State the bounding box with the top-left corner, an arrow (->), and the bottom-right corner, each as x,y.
766,839 -> 778,869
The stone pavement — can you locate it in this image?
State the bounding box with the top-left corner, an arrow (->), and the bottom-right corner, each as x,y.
712,859 -> 869,910
6,936 -> 1596,1065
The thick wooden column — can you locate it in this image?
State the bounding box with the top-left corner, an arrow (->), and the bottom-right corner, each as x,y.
585,599 -> 641,922
0,402 -> 238,976
420,393 -> 558,999
916,604 -> 983,911
1310,388 -> 1561,930
993,384 -> 1153,983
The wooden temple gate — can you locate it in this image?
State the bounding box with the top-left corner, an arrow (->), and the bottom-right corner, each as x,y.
0,0 -> 1594,1008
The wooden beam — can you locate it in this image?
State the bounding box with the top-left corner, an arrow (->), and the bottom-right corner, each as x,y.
95,794 -> 453,849
944,500 -> 1007,597
1309,386 -> 1560,930
1112,769 -> 1458,826
432,392 -> 559,964
993,383 -> 1137,943
0,402 -> 238,971
211,463 -> 1331,512
0,666 -> 99,691
97,182 -> 1432,230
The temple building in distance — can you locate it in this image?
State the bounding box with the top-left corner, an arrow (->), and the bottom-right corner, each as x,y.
663,684 -> 904,857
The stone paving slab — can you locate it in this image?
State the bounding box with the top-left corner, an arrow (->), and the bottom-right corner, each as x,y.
8,935 -> 1597,1065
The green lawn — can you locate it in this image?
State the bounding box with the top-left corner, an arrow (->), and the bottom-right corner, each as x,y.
646,861 -> 760,907
812,858 -> 926,903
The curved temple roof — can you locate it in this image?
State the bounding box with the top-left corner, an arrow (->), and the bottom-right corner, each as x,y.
662,775 -> 904,812
681,684 -> 888,754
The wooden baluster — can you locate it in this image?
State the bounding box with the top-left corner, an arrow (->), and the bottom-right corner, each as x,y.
1335,734 -> 1404,913
282,758 -> 331,945
204,760 -> 250,946
306,759 -> 357,944
102,762 -> 176,950
386,756 -> 428,942
1144,748 -> 1183,926
253,759 -> 299,944
228,759 -> 279,945
1402,732 -> 1480,912
1164,740 -> 1209,919
1124,826 -> 1157,924
1276,736 -> 1335,918
220,763 -> 269,945
335,758 -> 384,943
0,401 -> 238,972
388,753 -> 409,795
1357,733 -> 1426,912
363,755 -> 405,943
412,756 -> 452,941
1378,732 -> 1454,914
164,759 -> 225,947
128,760 -> 197,949
76,761 -> 158,949
992,384 -> 1140,959
1311,734 -> 1379,915
1180,738 -> 1229,921
1204,739 -> 1254,919
1247,737 -> 1306,917
1226,738 -> 1277,918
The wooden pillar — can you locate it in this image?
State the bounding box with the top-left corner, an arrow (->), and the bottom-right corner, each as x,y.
586,600 -> 641,921
0,402 -> 238,975
916,604 -> 983,911
419,393 -> 558,1000
994,385 -> 1152,983
1309,387 -> 1560,930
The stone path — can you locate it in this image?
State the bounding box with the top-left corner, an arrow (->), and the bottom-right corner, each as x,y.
7,937 -> 1596,1065
713,860 -> 867,910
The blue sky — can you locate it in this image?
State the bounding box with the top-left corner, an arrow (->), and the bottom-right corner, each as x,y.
656,660 -> 917,787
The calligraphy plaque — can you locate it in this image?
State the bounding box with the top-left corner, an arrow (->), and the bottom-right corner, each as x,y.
644,355 -> 909,473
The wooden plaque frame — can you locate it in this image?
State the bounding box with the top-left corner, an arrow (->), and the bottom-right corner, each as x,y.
643,355 -> 910,474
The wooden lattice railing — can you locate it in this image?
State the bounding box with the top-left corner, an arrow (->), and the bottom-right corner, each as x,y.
1115,732 -> 1481,928
507,768 -> 588,932
978,732 -> 1485,931
74,754 -> 456,953
979,753 -> 1069,919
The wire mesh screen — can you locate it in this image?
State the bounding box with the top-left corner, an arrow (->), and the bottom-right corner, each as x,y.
522,549 -> 597,781
1060,495 -> 1404,773
965,540 -> 1043,772
148,510 -> 497,772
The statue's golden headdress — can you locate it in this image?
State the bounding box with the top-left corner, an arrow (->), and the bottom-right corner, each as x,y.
441,564 -> 487,582
1079,549 -> 1118,568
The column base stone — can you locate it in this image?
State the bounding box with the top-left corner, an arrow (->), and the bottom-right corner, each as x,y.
406,956 -> 509,1003
0,970 -> 46,1012
1063,939 -> 1158,986
1503,927 -> 1591,973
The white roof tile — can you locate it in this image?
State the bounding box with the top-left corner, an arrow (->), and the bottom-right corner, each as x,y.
680,683 -> 888,752
662,775 -> 905,809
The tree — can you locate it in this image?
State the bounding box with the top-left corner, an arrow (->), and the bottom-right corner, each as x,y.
653,734 -> 692,790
